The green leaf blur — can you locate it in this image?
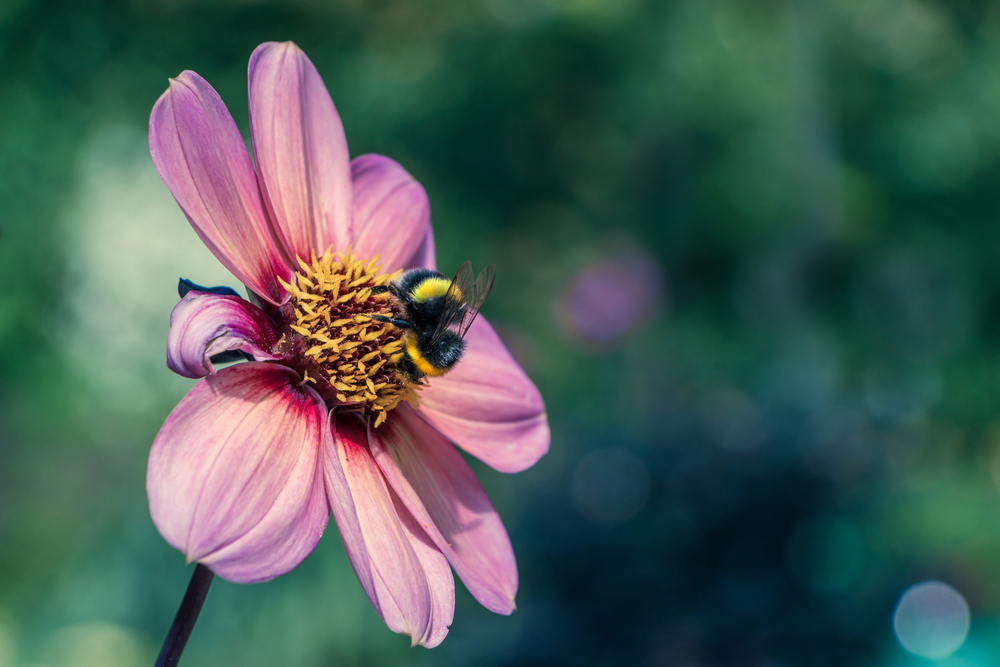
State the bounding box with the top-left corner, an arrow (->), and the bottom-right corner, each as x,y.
3,0 -> 1000,665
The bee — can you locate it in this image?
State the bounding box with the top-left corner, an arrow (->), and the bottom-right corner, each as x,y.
371,261 -> 496,381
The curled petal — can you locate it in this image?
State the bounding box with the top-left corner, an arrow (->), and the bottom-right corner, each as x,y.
323,415 -> 454,647
371,406 -> 519,615
351,154 -> 433,273
147,363 -> 329,583
418,317 -> 549,473
167,292 -> 281,379
149,71 -> 291,305
249,42 -> 352,265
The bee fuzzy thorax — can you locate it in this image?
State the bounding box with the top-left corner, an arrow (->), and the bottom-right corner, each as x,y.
277,249 -> 420,427
412,276 -> 459,302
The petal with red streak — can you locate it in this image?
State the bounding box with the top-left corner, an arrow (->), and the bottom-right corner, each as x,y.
371,406 -> 519,615
350,154 -> 433,273
249,42 -> 352,265
166,292 -> 281,379
323,414 -> 454,647
149,71 -> 291,305
147,363 -> 328,583
418,317 -> 549,473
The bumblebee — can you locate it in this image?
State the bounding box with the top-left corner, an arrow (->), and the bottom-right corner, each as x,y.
371,261 -> 496,381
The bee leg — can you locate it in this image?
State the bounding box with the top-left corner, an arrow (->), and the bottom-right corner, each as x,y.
370,314 -> 415,329
371,284 -> 411,302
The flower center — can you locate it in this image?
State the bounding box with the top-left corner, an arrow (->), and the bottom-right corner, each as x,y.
277,249 -> 419,427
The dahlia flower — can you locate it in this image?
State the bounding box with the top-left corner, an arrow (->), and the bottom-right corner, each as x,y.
146,41 -> 549,648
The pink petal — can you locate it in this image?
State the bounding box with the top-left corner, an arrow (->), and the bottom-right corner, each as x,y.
413,223 -> 437,271
166,292 -> 282,379
149,71 -> 291,305
323,414 -> 454,647
370,406 -> 519,615
249,42 -> 352,265
392,492 -> 455,647
418,317 -> 549,473
147,363 -> 329,583
351,154 -> 433,273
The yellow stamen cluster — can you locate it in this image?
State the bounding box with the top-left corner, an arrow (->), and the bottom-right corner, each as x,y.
279,248 -> 419,427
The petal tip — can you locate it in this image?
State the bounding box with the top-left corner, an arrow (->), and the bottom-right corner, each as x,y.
167,70 -> 198,92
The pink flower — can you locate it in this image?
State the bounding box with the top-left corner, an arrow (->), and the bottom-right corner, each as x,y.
146,41 -> 549,648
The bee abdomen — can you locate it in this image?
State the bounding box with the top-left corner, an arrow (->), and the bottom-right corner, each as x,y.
404,330 -> 464,378
423,330 -> 464,370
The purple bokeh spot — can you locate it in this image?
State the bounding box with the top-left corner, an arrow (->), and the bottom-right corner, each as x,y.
556,252 -> 665,347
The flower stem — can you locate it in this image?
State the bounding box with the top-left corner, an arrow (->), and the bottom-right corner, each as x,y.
155,564 -> 214,667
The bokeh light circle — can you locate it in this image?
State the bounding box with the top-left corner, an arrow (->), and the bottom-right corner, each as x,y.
893,581 -> 970,660
571,448 -> 651,524
555,253 -> 664,348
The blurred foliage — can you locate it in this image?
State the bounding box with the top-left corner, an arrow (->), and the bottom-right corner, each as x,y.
4,0 -> 1000,665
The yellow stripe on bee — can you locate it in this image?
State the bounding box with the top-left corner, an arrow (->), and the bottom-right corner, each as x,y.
411,277 -> 461,303
405,333 -> 448,377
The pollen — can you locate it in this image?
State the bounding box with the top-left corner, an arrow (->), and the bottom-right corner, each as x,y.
278,248 -> 420,427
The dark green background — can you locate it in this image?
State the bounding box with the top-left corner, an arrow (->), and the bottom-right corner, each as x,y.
2,0 -> 1000,665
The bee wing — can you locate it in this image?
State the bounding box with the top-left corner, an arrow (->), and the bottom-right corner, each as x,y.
458,263 -> 495,337
427,261 -> 476,347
